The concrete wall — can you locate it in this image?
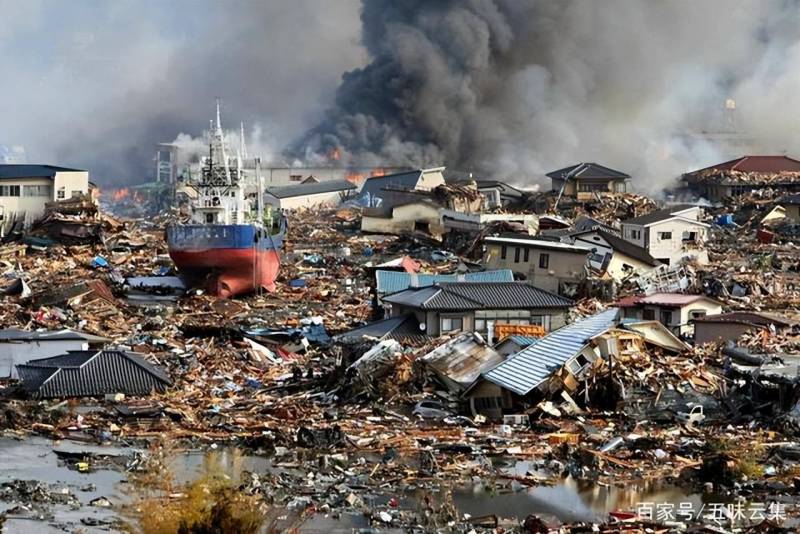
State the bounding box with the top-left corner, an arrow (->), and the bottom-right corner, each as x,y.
645,219 -> 708,265
0,339 -> 88,378
417,168 -> 446,190
483,242 -> 587,292
52,171 -> 90,200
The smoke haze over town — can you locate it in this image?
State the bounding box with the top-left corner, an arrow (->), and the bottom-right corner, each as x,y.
2,0 -> 800,191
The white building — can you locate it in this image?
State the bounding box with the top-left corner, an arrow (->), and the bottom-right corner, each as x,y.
0,328 -> 109,378
0,164 -> 90,227
620,204 -> 709,266
264,180 -> 356,210
617,293 -> 722,337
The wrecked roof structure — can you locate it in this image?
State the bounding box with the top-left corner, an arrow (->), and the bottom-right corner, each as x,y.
382,281 -> 573,311
484,308 -> 620,396
266,179 -> 356,199
683,155 -> 800,201
333,314 -> 429,345
17,350 -> 171,399
375,269 -> 514,297
571,228 -> 660,267
0,328 -> 108,343
420,332 -> 504,392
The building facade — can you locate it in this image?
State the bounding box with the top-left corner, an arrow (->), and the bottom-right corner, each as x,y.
0,165 -> 90,228
620,205 -> 709,266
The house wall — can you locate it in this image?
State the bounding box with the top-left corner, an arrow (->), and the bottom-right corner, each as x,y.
694,322 -> 760,345
645,219 -> 708,265
361,202 -> 444,237
606,253 -> 656,281
0,339 -> 88,378
417,168 -> 446,190
621,223 -> 647,248
467,379 -> 511,421
483,242 -> 587,293
266,190 -> 348,210
52,171 -> 90,200
626,300 -> 722,336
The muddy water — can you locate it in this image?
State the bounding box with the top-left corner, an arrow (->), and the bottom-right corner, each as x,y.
0,438 -> 705,532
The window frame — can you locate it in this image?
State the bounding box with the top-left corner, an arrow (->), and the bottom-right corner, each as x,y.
539,253 -> 550,269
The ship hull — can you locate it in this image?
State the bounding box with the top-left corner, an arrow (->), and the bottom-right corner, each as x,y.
166,224 -> 284,298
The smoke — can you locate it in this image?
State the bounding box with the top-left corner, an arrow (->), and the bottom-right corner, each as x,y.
0,0 -> 364,185
3,1 -> 800,192
299,0 -> 800,192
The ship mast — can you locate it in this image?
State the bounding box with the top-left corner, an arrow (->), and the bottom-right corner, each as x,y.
214,98 -> 231,185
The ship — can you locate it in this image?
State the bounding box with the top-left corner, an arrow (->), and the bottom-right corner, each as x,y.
166,100 -> 286,298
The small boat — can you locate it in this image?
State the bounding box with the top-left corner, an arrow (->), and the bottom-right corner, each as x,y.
166,100 -> 286,298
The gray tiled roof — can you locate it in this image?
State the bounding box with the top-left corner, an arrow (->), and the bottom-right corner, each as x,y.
622,204 -> 697,226
484,308 -> 619,396
17,350 -> 171,399
546,163 -> 630,181
382,282 -> 573,311
375,269 -> 514,296
359,170 -> 423,199
571,229 -> 659,266
266,179 -> 356,199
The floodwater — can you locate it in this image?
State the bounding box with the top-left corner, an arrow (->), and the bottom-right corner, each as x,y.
0,437 -> 709,532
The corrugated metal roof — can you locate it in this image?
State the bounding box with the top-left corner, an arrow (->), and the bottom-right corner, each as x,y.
0,164 -> 85,179
18,350 -> 171,399
484,308 -> 619,396
334,314 -> 429,345
382,282 -> 573,310
376,269 -> 513,296
266,179 -> 356,199
421,333 -> 505,391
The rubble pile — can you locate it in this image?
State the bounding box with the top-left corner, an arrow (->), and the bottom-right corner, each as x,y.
1,197 -> 800,532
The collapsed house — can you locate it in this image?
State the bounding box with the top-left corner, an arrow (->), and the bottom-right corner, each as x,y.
0,328 -> 109,378
17,350 -> 171,399
693,311 -> 797,344
616,293 -> 722,337
682,155 -> 800,202
569,227 -> 660,282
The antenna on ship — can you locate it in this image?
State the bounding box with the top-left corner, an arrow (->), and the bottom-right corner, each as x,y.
215,97 -> 231,185
240,122 -> 248,160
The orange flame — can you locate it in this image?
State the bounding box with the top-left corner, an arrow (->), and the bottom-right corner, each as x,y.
370,168 -> 386,177
345,172 -> 365,184
329,147 -> 341,161
112,188 -> 130,201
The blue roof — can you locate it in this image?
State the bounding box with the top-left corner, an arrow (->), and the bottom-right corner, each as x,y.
503,335 -> 541,347
0,164 -> 84,179
484,308 -> 619,396
376,269 -> 514,296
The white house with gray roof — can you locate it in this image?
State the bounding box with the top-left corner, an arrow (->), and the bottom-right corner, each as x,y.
620,204 -> 709,266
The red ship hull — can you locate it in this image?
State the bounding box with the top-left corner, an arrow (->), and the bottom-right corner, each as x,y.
169,247 -> 281,298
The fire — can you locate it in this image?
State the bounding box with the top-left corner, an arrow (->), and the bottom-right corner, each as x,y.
112,188 -> 131,201
345,172 -> 365,184
90,187 -> 101,200
328,147 -> 341,161
370,168 -> 386,177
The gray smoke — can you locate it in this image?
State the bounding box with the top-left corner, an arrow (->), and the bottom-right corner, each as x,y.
3,1 -> 800,192
299,0 -> 800,192
0,0 -> 363,186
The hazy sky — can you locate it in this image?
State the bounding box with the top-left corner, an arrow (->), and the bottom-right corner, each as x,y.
3,0 -> 800,192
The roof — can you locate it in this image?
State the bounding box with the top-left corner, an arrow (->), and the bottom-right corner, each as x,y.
691,311 -> 796,328
688,156 -> 800,174
266,179 -> 356,199
497,335 -> 541,348
376,269 -> 514,296
420,333 -> 505,391
17,350 -> 171,399
546,163 -> 630,181
780,194 -> 800,206
382,281 -> 573,311
571,229 -> 659,266
334,314 -> 429,345
0,164 -> 85,179
0,328 -> 109,343
622,204 -> 702,226
616,293 -> 721,308
484,236 -> 592,253
484,308 -> 620,395
360,169 -> 425,199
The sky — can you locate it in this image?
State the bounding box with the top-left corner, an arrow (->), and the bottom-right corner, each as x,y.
2,0 -> 800,192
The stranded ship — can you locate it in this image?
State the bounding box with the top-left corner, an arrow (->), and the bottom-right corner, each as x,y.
166,101 -> 285,298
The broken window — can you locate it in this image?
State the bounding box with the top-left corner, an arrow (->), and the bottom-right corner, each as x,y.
689,309 -> 707,320
682,230 -> 698,242
643,309 -> 656,320
57,188 -> 66,199
441,316 -> 463,333
539,253 -> 550,269
660,309 -> 673,325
